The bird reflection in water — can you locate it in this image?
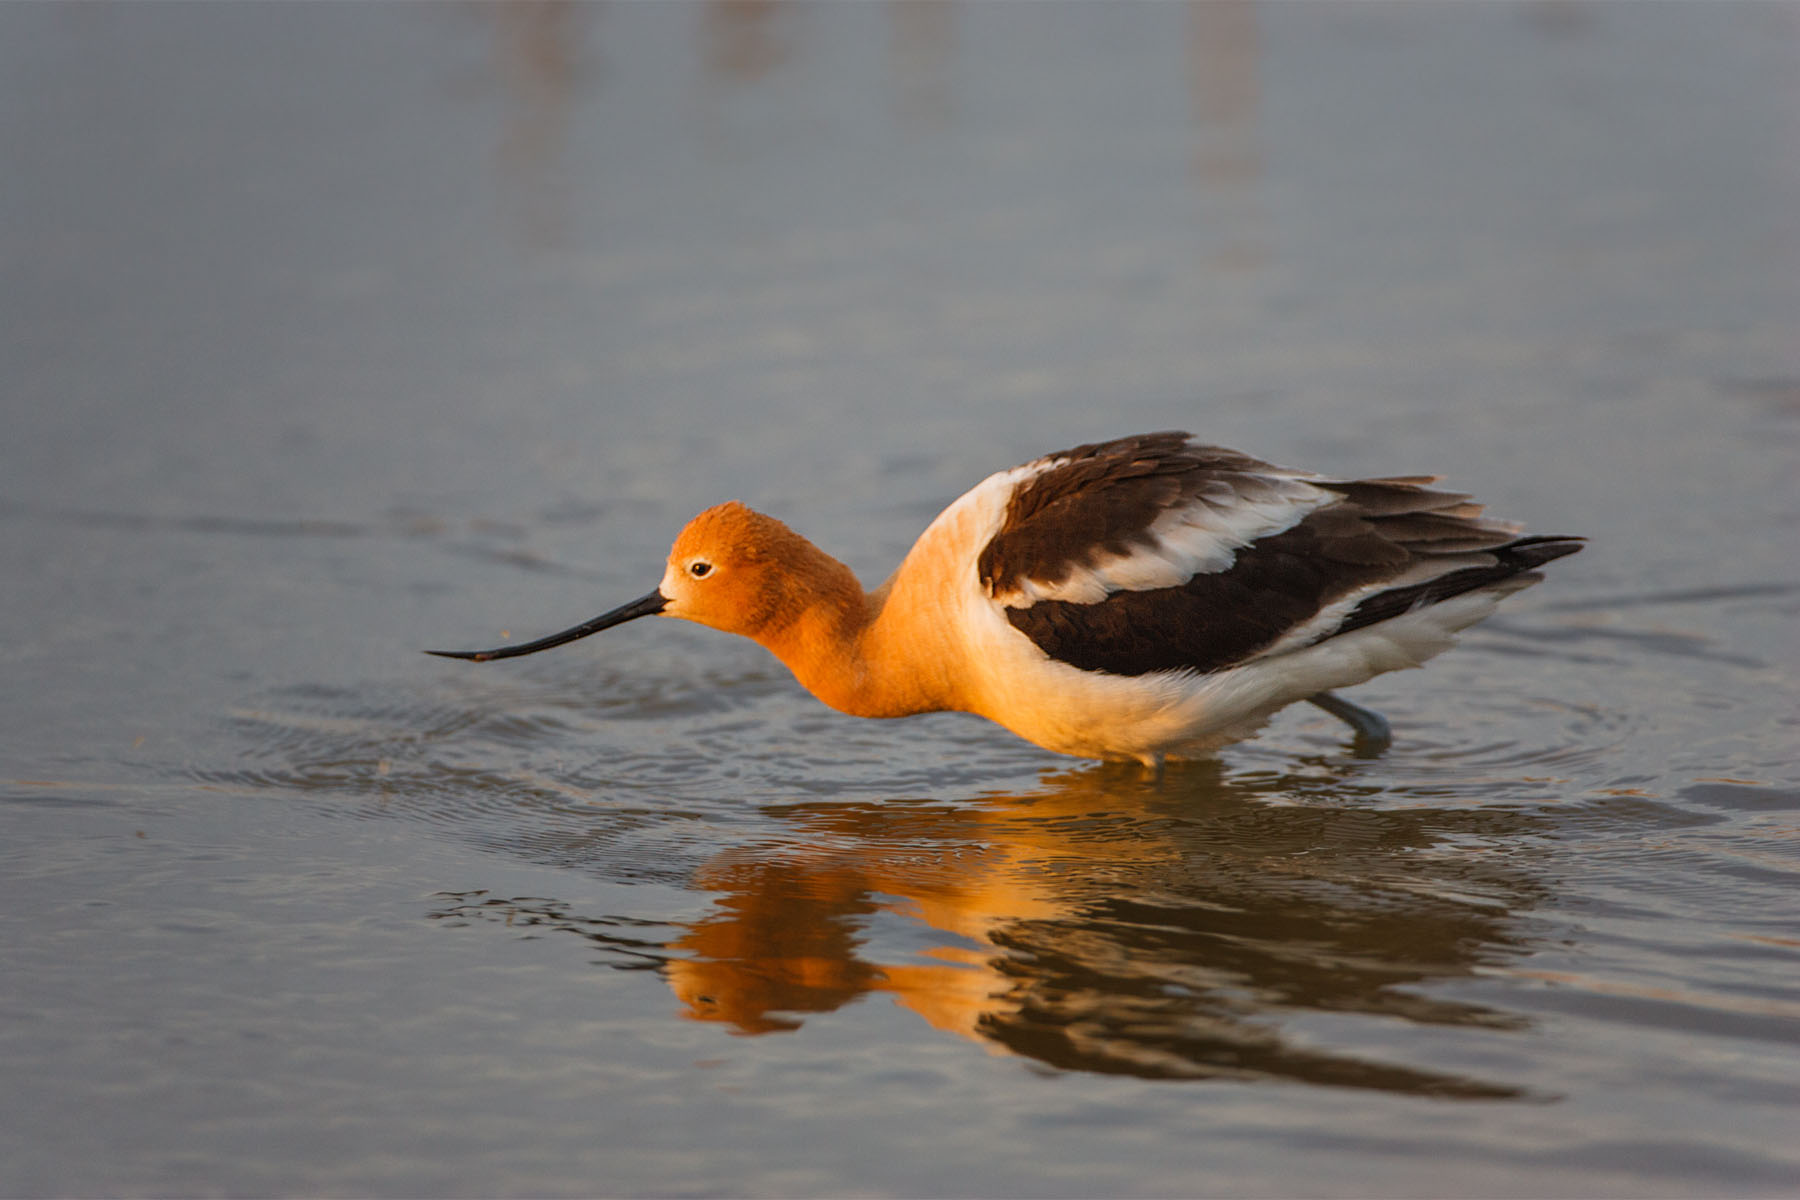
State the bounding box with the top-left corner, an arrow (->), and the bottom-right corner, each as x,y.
432,761 -> 1549,1098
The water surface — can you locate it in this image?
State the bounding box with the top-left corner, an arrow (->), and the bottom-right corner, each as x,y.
2,3 -> 1797,1196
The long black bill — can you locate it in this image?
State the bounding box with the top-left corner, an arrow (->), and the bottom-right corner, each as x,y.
425,590 -> 668,662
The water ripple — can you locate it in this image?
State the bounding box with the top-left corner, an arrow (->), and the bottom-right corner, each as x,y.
188,623 -> 1796,1091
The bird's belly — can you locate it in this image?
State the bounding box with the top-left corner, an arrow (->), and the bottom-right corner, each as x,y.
963,655 -> 1228,763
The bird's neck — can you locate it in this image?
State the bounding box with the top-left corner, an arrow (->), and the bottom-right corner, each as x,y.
750,548 -> 962,720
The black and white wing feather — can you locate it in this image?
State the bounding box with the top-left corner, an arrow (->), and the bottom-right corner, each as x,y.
978,432 -> 1582,676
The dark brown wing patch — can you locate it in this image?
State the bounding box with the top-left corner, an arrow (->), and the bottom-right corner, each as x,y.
977,432 -> 1289,597
1004,513 -> 1401,675
990,440 -> 1583,676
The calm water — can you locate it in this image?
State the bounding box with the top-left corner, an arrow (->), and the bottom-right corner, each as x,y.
3,3 -> 1798,1196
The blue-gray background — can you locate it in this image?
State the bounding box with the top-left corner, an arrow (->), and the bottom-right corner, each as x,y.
3,3 -> 1797,1196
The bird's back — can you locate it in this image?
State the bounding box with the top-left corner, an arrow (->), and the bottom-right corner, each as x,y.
883,433 -> 1581,761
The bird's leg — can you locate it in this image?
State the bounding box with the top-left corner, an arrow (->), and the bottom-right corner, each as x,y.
1307,691 -> 1392,756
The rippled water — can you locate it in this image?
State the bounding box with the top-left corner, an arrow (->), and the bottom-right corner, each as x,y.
4,3 -> 1798,1196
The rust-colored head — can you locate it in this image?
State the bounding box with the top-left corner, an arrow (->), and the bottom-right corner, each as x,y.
425,500 -> 856,664
659,501 -> 824,636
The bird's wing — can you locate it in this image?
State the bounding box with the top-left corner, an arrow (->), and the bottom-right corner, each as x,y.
979,432 -> 1577,676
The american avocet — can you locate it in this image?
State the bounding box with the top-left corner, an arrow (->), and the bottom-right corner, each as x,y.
430,432 -> 1582,765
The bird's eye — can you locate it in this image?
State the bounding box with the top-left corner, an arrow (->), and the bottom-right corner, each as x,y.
688,561 -> 712,578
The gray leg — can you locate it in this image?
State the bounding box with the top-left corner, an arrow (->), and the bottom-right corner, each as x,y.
1307,691 -> 1392,755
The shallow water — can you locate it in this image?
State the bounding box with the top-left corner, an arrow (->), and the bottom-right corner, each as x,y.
3,3 -> 1798,1196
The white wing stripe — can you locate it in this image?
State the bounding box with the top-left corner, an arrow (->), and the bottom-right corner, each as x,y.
994,476 -> 1332,607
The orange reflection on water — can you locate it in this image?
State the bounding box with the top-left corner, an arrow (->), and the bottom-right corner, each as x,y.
663,764 -> 1549,1095
439,761 -> 1554,1094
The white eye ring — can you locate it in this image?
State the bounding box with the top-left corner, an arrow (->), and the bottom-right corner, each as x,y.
688,560 -> 713,578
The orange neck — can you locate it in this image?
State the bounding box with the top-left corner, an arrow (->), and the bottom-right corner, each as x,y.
750,552 -> 962,721
666,502 -> 971,721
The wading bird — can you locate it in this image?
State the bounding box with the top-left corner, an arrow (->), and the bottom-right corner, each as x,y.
430,432 -> 1581,765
